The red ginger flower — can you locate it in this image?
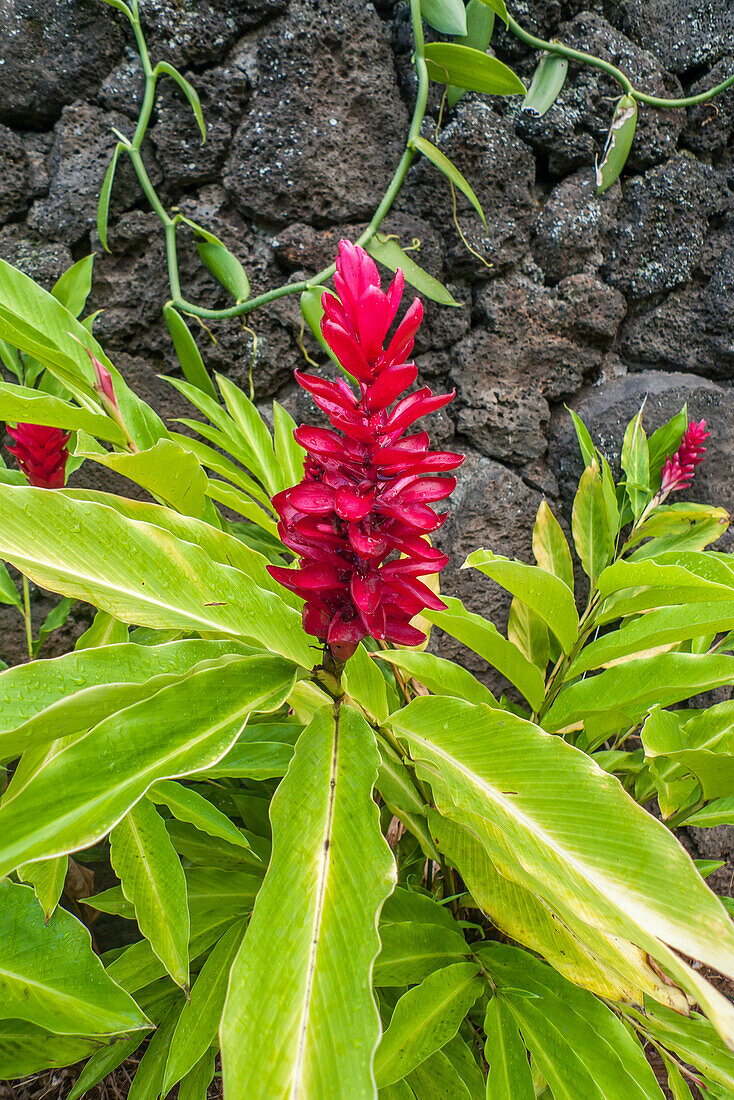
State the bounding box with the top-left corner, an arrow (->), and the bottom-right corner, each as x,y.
6,423 -> 69,489
267,240 -> 463,661
660,419 -> 710,496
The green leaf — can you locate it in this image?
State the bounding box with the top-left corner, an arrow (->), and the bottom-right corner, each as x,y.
406,1048 -> 472,1097
532,500 -> 574,592
629,1001 -> 734,1095
0,486 -> 313,667
163,305 -> 218,401
0,649 -> 252,765
464,550 -> 579,655
33,596 -> 73,658
0,1019 -> 100,1082
178,1049 -> 217,1100
374,921 -> 471,987
0,881 -> 149,1037
374,649 -> 498,707
374,962 -> 482,1087
97,143 -> 122,252
522,52 -> 568,117
216,374 -> 279,494
596,95 -> 638,195
420,0 -> 467,35
426,596 -> 545,711
661,1053 -> 693,1100
272,401 -> 305,491
571,461 -> 614,587
484,994 -> 534,1100
433,813 -> 688,1010
507,599 -> 549,672
642,702 -> 734,802
478,942 -> 665,1100
67,1034 -> 146,1100
366,233 -> 460,306
300,286 -> 343,368
621,407 -> 650,521
0,655 -> 296,876
475,0 -> 508,23
51,256 -> 95,318
570,601 -> 734,675
648,408 -> 687,492
221,705 -> 396,1099
0,381 -> 126,444
423,43 -> 525,97
389,696 -> 734,1044
78,438 -> 209,518
75,609 -> 129,649
17,856 -> 68,921
0,561 -> 20,609
148,779 -> 251,850
127,998 -> 184,1100
442,1034 -> 485,1100
0,258 -> 166,448
110,799 -> 190,990
198,739 -> 294,780
411,136 -> 488,229
0,638 -> 248,741
567,407 -> 597,468
154,61 -> 206,143
162,921 -> 244,1093
685,795 -> 734,827
447,0 -> 495,108
546,652 -> 734,731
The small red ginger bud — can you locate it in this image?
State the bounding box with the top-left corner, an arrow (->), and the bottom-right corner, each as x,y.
6,423 -> 70,489
660,419 -> 710,497
267,239 -> 463,663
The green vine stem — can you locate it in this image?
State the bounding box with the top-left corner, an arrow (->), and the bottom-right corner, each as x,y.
505,13 -> 734,108
109,0 -> 733,326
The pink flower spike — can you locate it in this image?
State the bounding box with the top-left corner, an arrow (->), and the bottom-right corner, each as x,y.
266,239 -> 463,662
660,419 -> 710,496
6,423 -> 70,489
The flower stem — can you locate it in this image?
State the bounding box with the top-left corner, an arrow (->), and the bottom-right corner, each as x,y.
22,576 -> 33,661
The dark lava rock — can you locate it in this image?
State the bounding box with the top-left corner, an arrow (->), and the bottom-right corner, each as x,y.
516,12 -> 683,179
28,102 -> 155,245
450,273 -> 625,462
398,100 -> 537,279
150,55 -> 251,189
0,125 -> 29,224
224,0 -> 409,227
138,0 -> 287,69
0,225 -> 73,291
682,56 -> 734,162
620,245 -> 734,381
0,0 -> 125,130
602,0 -> 734,73
602,153 -> 731,298
533,169 -> 621,282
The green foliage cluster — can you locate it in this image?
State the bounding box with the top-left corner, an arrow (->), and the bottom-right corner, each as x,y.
1,253 -> 734,1098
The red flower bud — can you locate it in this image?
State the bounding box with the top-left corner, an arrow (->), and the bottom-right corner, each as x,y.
660,419 -> 710,497
7,423 -> 70,489
267,240 -> 463,661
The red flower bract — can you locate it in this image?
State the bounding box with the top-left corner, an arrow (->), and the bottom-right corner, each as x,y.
6,423 -> 70,489
660,419 -> 710,496
267,240 -> 463,661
